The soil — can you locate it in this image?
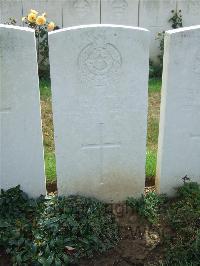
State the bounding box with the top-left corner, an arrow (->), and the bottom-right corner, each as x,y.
1,185 -> 165,266
80,203 -> 164,266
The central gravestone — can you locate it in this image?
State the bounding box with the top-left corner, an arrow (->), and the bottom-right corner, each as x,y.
49,25 -> 149,202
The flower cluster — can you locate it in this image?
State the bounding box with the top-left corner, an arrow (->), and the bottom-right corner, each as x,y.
22,9 -> 55,31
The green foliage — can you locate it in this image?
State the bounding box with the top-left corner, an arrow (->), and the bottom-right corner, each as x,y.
44,152 -> 56,182
156,9 -> 183,75
164,182 -> 200,265
146,150 -> 157,180
0,186 -> 119,265
127,181 -> 200,264
156,31 -> 165,67
39,78 -> 52,99
149,59 -> 163,78
148,78 -> 162,93
4,17 -> 17,25
127,192 -> 166,224
169,9 -> 183,29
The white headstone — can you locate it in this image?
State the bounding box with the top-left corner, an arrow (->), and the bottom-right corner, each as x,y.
49,25 -> 149,202
139,0 -> 176,62
101,0 -> 139,26
156,26 -> 200,195
63,0 -> 100,27
0,0 -> 23,26
0,25 -> 45,197
177,0 -> 200,27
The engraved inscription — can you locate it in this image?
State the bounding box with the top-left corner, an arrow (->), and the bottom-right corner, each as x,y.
111,0 -> 128,16
73,0 -> 90,17
78,35 -> 122,85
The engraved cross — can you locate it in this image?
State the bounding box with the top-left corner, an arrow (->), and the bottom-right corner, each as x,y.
81,122 -> 121,181
0,107 -> 11,114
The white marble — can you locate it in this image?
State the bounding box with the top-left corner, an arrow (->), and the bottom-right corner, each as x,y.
0,25 -> 45,197
139,0 -> 176,63
156,25 -> 200,195
0,0 -> 23,26
101,0 -> 139,26
49,24 -> 149,202
63,0 -> 100,27
177,0 -> 200,27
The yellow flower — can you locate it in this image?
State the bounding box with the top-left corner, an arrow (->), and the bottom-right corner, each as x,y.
36,15 -> 46,25
47,22 -> 55,31
30,9 -> 38,15
27,12 -> 37,23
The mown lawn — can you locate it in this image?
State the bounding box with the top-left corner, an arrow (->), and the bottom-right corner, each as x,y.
39,78 -> 162,184
146,78 -> 162,181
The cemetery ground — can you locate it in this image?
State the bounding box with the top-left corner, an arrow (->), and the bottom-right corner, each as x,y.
1,178 -> 200,265
1,77 -> 199,265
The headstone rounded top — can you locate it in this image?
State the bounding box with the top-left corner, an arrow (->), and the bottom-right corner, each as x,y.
49,24 -> 149,36
165,25 -> 200,35
0,24 -> 35,33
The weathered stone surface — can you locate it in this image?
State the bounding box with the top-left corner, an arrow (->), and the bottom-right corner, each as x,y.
49,25 -> 149,202
63,0 -> 100,27
0,25 -> 45,197
156,25 -> 200,195
177,0 -> 200,27
0,0 -> 23,25
101,0 -> 139,26
139,0 -> 176,62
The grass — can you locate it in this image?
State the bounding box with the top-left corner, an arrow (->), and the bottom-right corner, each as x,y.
40,78 -> 56,183
44,153 -> 56,183
39,77 -> 162,184
146,78 -> 161,182
146,149 -> 157,179
148,77 -> 162,93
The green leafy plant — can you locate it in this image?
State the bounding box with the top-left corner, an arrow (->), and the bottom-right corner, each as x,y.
156,9 -> 183,75
127,192 -> 166,224
164,181 -> 200,265
169,9 -> 183,29
156,30 -> 165,69
149,59 -> 163,78
4,17 -> 17,25
0,186 -> 119,265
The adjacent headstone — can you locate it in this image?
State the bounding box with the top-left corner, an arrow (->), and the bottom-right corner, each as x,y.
0,25 -> 45,197
63,0 -> 100,27
101,0 -> 139,26
177,0 -> 200,27
139,0 -> 176,62
156,26 -> 200,195
0,0 -> 23,25
49,25 -> 149,202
